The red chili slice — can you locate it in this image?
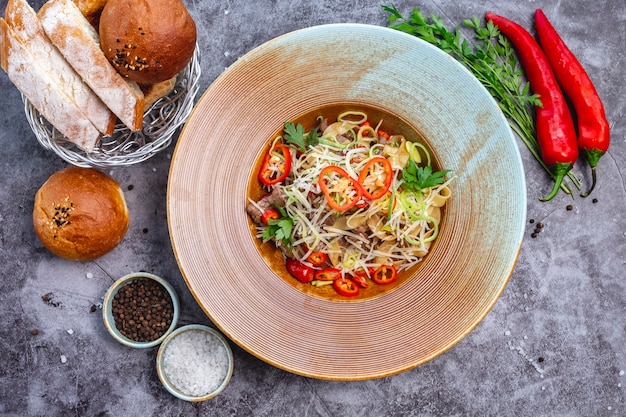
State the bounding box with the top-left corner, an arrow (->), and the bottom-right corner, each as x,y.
314,267 -> 341,281
318,165 -> 363,212
372,265 -> 397,285
333,277 -> 360,297
358,157 -> 392,200
351,274 -> 369,288
306,251 -> 327,267
261,208 -> 280,225
258,144 -> 292,186
351,267 -> 375,288
285,259 -> 314,283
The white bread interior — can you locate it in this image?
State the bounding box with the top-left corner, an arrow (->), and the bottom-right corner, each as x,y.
38,0 -> 145,131
1,18 -> 101,152
4,0 -> 115,137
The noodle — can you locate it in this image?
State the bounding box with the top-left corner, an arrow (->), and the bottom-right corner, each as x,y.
249,110 -> 453,291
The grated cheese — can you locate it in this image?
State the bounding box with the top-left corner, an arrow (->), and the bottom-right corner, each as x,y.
163,329 -> 230,397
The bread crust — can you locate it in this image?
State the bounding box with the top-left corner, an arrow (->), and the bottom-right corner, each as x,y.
33,166 -> 130,261
142,75 -> 177,108
99,0 -> 196,85
74,0 -> 108,28
38,0 -> 145,131
1,18 -> 102,151
4,0 -> 115,137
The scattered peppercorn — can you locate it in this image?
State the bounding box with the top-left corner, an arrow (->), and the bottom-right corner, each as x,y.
111,279 -> 174,342
531,233 -> 538,238
90,304 -> 97,313
529,219 -> 535,224
566,204 -> 573,211
143,228 -> 149,234
538,357 -> 545,363
592,198 -> 598,204
31,329 -> 39,336
128,184 -> 134,191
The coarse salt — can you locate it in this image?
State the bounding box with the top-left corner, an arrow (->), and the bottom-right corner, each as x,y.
163,329 -> 230,397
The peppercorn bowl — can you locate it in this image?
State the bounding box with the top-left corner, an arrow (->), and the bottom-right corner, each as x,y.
102,272 -> 180,348
156,324 -> 234,401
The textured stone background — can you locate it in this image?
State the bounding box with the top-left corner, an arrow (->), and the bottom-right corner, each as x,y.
0,0 -> 624,416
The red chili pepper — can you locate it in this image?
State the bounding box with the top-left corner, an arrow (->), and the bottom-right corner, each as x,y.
351,268 -> 373,289
318,165 -> 363,211
486,12 -> 578,202
314,267 -> 341,281
258,144 -> 292,186
534,9 -> 610,197
285,258 -> 314,283
377,130 -> 390,141
358,156 -> 393,200
306,251 -> 327,267
261,208 -> 280,225
372,265 -> 397,285
333,277 -> 360,297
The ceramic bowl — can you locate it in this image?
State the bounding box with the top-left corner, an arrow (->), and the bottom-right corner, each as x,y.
102,272 -> 180,348
167,24 -> 526,380
156,324 -> 234,401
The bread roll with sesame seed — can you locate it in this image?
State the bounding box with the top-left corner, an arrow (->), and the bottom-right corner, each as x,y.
98,0 -> 196,85
33,166 -> 130,262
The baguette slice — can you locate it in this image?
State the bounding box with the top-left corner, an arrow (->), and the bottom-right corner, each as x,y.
38,0 -> 145,131
4,0 -> 115,136
1,18 -> 101,152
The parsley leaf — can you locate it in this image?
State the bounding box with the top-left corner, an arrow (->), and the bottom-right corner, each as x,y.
261,206 -> 293,248
402,159 -> 450,193
283,122 -> 319,152
283,122 -> 306,152
307,129 -> 320,148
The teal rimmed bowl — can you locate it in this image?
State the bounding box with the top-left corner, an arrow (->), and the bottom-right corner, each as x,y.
156,324 -> 234,401
102,272 -> 180,348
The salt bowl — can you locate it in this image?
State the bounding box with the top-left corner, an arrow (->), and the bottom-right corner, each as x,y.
156,324 -> 234,401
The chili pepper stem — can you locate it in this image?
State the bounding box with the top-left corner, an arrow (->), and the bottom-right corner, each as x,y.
539,162 -> 573,202
580,148 -> 604,197
580,166 -> 598,198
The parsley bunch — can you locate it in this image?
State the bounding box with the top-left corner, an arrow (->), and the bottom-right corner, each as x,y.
402,160 -> 451,194
382,6 -> 579,196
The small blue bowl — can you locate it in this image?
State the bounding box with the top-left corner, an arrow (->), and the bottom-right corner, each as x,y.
102,272 -> 180,348
156,324 -> 234,401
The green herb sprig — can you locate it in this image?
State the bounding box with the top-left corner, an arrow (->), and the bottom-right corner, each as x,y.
382,5 -> 580,196
402,159 -> 451,194
283,122 -> 319,153
261,206 -> 293,248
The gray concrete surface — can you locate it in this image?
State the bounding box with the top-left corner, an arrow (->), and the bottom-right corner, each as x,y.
1,0 -> 625,416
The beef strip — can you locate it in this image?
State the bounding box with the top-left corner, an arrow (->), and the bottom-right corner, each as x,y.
246,186 -> 288,225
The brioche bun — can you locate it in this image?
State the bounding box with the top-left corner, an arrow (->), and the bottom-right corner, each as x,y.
33,167 -> 130,261
98,0 -> 196,85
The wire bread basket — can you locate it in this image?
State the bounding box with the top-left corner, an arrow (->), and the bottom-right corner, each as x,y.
23,46 -> 201,168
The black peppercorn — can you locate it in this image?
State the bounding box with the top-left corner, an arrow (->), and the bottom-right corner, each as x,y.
111,279 -> 174,342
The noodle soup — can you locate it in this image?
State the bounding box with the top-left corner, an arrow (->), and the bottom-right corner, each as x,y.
246,103 -> 451,301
